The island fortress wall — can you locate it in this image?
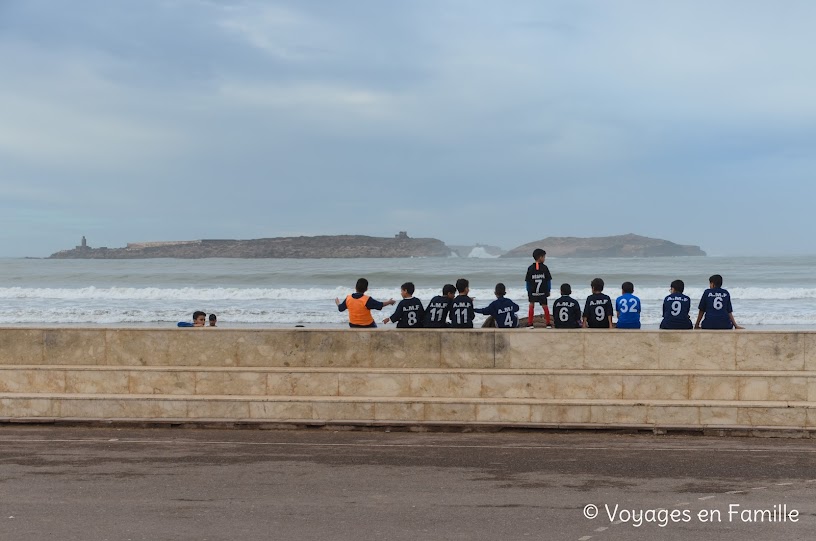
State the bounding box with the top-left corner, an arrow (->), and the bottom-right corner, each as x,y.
1,328 -> 815,432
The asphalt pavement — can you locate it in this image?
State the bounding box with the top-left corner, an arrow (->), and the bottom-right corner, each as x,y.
0,426 -> 814,541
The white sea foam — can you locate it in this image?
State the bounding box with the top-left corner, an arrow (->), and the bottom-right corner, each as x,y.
1,256 -> 815,327
1,306 -> 815,326
0,286 -> 352,301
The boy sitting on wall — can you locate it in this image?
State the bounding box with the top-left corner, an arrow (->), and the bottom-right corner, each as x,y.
335,278 -> 395,328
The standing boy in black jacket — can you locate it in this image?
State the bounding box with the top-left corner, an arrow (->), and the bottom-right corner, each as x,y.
525,248 -> 552,328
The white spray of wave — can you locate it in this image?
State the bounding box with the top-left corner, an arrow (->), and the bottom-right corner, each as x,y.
1,286 -> 815,326
467,247 -> 501,259
0,286 -> 352,301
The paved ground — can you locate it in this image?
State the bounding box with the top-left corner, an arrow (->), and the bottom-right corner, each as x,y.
0,426 -> 815,541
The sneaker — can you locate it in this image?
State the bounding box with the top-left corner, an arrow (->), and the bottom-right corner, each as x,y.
527,325 -> 535,329
546,324 -> 553,329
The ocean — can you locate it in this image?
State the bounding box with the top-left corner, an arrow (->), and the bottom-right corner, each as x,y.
1,255 -> 814,328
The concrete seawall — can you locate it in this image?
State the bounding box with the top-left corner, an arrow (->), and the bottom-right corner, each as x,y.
1,328 -> 815,432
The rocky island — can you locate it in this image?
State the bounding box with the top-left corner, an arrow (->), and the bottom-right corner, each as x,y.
502,234 -> 706,258
49,233 -> 704,259
49,233 -> 452,259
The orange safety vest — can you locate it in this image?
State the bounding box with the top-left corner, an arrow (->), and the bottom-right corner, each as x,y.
346,294 -> 374,326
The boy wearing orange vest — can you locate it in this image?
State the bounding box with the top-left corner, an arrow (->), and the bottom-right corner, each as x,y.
335,278 -> 396,328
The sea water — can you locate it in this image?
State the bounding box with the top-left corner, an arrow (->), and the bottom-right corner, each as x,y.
0,256 -> 814,328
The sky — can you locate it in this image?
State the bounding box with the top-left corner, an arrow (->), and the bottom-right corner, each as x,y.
1,0 -> 815,257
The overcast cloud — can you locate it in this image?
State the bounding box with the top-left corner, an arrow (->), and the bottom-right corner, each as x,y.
1,0 -> 814,257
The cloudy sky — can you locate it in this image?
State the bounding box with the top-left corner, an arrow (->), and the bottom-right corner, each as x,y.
1,0 -> 814,257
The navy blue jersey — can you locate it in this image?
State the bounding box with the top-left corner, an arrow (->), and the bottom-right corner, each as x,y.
388,297 -> 425,328
525,262 -> 552,302
583,293 -> 613,328
475,297 -> 519,328
615,293 -> 642,329
698,287 -> 734,329
424,296 -> 452,327
552,295 -> 582,328
450,295 -> 475,328
660,293 -> 693,330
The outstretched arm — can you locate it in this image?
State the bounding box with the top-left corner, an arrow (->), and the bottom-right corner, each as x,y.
729,313 -> 744,330
384,302 -> 402,325
365,297 -> 396,311
473,300 -> 495,317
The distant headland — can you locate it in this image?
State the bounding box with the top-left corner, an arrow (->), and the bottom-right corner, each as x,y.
502,234 -> 706,258
48,233 -> 705,259
48,233 -> 452,259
